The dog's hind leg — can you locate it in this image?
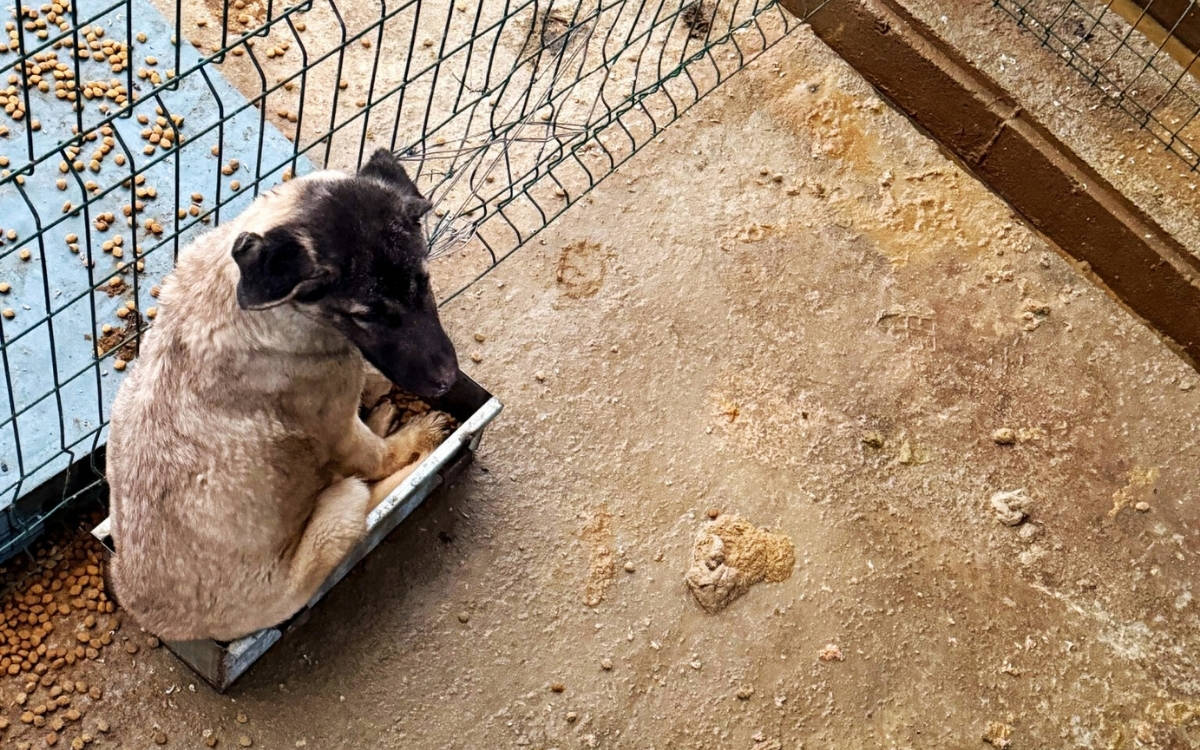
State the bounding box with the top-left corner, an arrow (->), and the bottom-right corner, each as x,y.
368,463 -> 421,511
281,477 -> 370,611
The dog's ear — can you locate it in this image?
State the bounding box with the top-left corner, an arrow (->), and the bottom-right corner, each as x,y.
359,149 -> 432,220
232,228 -> 333,310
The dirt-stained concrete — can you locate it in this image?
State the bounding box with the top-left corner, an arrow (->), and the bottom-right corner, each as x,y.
2,21 -> 1199,750
788,0 -> 1200,368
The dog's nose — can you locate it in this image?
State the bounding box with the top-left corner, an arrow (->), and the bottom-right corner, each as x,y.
427,359 -> 459,397
433,368 -> 459,396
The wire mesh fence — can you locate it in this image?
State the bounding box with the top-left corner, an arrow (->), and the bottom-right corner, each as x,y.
0,0 -> 815,561
994,0 -> 1200,170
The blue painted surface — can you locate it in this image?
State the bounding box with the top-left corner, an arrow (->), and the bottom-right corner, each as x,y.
0,0 -> 313,514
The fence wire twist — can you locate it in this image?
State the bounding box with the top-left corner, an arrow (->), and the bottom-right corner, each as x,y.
0,0 -> 810,560
994,0 -> 1200,170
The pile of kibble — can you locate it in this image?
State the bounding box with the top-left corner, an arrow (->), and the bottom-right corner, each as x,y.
0,517 -> 127,749
384,388 -> 435,425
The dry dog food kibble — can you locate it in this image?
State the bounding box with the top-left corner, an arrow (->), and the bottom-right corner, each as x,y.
0,521 -> 117,748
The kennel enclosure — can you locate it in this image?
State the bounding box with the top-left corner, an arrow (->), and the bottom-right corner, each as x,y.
0,0 -> 814,561
4,0 -> 1193,562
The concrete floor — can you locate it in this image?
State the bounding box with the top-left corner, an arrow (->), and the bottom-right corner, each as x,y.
2,19 -> 1199,750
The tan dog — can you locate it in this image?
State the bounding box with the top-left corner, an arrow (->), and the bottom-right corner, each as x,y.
106,150 -> 459,641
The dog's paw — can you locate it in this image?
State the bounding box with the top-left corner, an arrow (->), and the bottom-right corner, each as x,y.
382,411 -> 454,472
405,410 -> 455,452
364,399 -> 398,437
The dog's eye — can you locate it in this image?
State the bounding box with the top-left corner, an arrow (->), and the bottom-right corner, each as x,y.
345,303 -> 393,321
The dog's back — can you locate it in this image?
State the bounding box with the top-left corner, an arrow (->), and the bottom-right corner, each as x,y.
107,196 -> 360,641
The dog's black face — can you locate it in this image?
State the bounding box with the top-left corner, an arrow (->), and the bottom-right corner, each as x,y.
232,149 -> 459,399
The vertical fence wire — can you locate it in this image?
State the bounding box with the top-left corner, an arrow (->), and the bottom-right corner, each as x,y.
994,0 -> 1200,170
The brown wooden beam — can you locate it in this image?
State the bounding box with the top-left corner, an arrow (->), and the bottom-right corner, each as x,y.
781,0 -> 1200,370
1124,0 -> 1200,55
1109,0 -> 1200,79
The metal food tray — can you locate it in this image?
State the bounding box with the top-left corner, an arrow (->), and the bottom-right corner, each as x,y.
91,372 -> 501,691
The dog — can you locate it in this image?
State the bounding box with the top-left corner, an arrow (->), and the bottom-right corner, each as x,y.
105,149 -> 458,641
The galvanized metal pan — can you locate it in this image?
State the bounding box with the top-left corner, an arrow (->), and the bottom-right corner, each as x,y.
92,372 -> 501,691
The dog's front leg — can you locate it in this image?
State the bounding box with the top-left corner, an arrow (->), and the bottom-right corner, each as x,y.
333,412 -> 452,481
367,411 -> 454,510
332,417 -> 393,480
360,363 -> 399,437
